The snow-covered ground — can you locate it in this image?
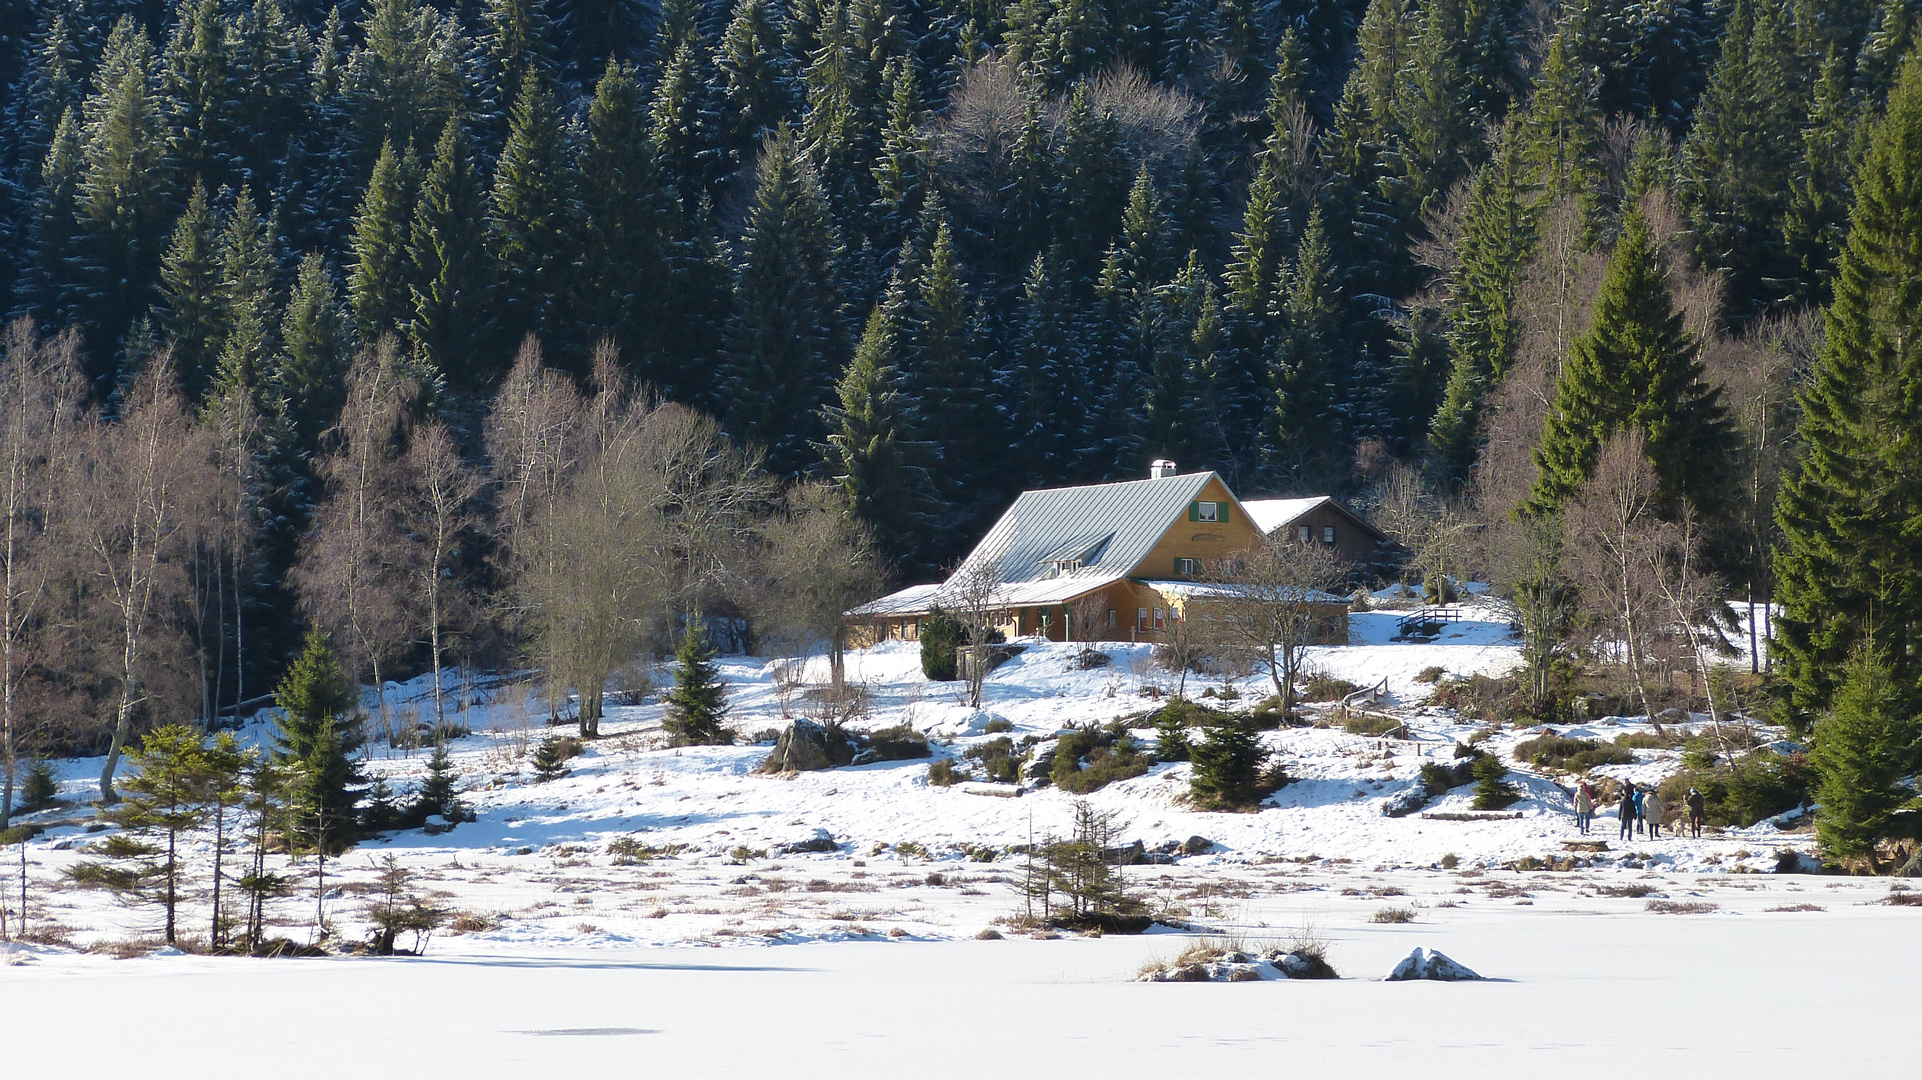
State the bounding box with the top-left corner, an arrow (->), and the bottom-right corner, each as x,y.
6,594 -> 1881,1073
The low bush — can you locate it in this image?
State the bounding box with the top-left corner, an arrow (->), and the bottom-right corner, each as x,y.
1249,695 -> 1293,729
1613,732 -> 1675,750
1071,648 -> 1112,670
1655,750 -> 1811,828
927,758 -> 966,787
1301,674 -> 1364,703
1420,759 -> 1474,794
983,717 -> 1014,734
1052,728 -> 1152,794
1342,715 -> 1406,738
1371,906 -> 1416,924
1414,666 -> 1447,685
920,606 -> 962,681
1426,674 -> 1525,722
962,737 -> 1022,784
864,724 -> 933,761
1646,900 -> 1718,914
1513,734 -> 1635,772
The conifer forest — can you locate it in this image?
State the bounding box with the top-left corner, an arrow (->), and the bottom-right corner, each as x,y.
0,0 -> 1920,875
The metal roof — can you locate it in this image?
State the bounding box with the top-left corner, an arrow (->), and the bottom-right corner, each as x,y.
951,470 -> 1222,588
1139,580 -> 1350,604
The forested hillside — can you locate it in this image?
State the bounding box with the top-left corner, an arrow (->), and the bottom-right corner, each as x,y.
1,0 -> 1920,837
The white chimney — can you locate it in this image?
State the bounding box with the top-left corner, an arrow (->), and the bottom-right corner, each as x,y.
1150,459 -> 1178,479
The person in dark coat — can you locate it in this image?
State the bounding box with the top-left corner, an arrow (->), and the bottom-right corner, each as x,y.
1686,787 -> 1706,839
1618,781 -> 1637,840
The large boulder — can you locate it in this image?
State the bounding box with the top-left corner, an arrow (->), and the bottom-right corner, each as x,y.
1385,947 -> 1483,982
757,719 -> 856,773
780,827 -> 839,854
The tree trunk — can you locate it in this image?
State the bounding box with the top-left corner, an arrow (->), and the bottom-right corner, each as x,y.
210,800 -> 225,948
164,828 -> 177,945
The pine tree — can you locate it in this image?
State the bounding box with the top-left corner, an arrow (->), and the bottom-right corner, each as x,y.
411,741 -> 467,825
348,140 -> 416,345
1810,643 -> 1919,865
408,118 -> 493,387
274,255 -> 352,456
482,0 -> 557,94
663,625 -> 732,746
271,629 -> 364,852
577,60 -> 674,386
1154,706 -> 1190,762
1053,85 -> 1125,278
530,736 -> 571,781
21,107 -> 85,333
1268,210 -> 1341,485
161,0 -> 240,193
68,725 -> 220,945
822,304 -> 936,568
651,39 -> 727,221
1427,130 -> 1537,484
1007,250 -> 1090,485
1780,53 -> 1860,310
489,70 -> 578,363
1521,24 -> 1603,221
211,188 -> 278,399
1773,54 -> 1922,723
1526,208 -> 1734,518
870,56 -> 929,268
719,127 -> 844,475
901,218 -> 999,511
157,180 -> 225,398
718,0 -> 796,166
74,17 -> 172,379
1188,716 -> 1265,809
1677,0 -> 1805,319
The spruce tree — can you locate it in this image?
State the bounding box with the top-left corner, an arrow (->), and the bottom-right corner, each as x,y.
274,255 -> 352,456
271,629 -> 364,852
719,127 -> 844,475
1677,0 -> 1805,319
1520,25 -> 1603,222
1189,716 -> 1265,810
1007,250 -> 1090,485
489,70 -> 578,363
348,140 -> 416,345
663,625 -> 733,747
211,188 -> 278,398
577,59 -> 674,386
74,17 -> 171,379
69,724 -> 217,945
161,0 -> 240,194
408,118 -> 492,387
411,741 -> 467,825
1774,54 -> 1922,722
1526,208 -> 1734,518
1428,131 -> 1537,484
718,0 -> 796,166
901,219 -> 999,513
1809,644 -> 1918,866
822,304 -> 936,568
1780,53 -> 1859,311
1268,211 -> 1341,485
157,180 -> 225,398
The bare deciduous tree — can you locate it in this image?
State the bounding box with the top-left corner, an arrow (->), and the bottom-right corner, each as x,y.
1195,539 -> 1351,710
0,322 -> 81,825
755,482 -> 883,690
941,561 -> 1004,709
1564,433 -> 1668,726
403,421 -> 482,733
292,340 -> 418,723
71,354 -> 218,802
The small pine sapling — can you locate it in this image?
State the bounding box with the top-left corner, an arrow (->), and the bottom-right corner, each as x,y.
663,625 -> 733,747
361,855 -> 448,955
412,742 -> 467,825
1155,710 -> 1191,762
1470,752 -> 1519,810
18,761 -> 58,813
530,737 -> 573,782
1189,717 -> 1267,810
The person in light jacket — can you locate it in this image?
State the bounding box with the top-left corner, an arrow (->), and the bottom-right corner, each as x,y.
1573,781 -> 1594,834
1618,782 -> 1637,840
1643,789 -> 1666,839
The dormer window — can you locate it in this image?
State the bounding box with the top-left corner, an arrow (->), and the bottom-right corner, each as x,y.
1190,500 -> 1227,523
1044,558 -> 1083,576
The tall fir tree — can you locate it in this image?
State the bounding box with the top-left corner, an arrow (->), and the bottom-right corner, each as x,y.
157,180 -> 225,398
1780,53 -> 1861,311
348,139 -> 416,345
1427,129 -> 1537,484
210,187 -> 279,399
270,629 -> 364,850
274,254 -> 353,458
489,69 -> 578,367
408,117 -> 493,388
1773,54 -> 1922,723
822,303 -> 937,568
1527,208 -> 1734,518
1676,0 -> 1806,320
719,128 -> 845,475
577,59 -> 676,388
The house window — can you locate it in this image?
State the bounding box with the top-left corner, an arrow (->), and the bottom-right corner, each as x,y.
1323,526 -> 1336,544
1107,609 -> 1117,628
1153,607 -> 1166,629
1175,557 -> 1200,576
1196,501 -> 1218,522
1137,607 -> 1149,631
1297,525 -> 1312,543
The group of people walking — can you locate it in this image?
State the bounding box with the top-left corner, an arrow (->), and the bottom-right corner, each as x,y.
1569,779 -> 1705,839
